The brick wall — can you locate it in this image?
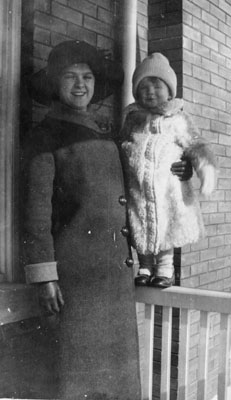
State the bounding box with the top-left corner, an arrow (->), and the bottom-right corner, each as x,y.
149,1 -> 231,399
181,0 -> 231,293
182,2 -> 231,399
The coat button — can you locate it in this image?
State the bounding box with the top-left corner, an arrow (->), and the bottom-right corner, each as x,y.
119,195 -> 127,206
121,226 -> 130,237
125,258 -> 134,268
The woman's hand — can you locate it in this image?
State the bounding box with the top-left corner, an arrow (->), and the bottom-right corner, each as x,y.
38,281 -> 64,315
171,156 -> 193,181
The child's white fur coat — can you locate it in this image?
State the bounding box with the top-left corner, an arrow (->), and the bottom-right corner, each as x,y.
121,99 -> 217,255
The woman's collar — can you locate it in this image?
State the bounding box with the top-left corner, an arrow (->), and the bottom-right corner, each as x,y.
47,101 -> 111,134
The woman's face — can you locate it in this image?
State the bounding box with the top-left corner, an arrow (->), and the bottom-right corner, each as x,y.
58,63 -> 95,111
137,77 -> 170,110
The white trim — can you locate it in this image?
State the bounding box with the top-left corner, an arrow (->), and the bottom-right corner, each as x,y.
0,0 -> 22,281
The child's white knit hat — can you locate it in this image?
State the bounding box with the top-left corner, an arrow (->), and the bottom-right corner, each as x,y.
132,52 -> 177,99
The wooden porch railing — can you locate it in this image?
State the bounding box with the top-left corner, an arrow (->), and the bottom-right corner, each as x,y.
136,286 -> 231,400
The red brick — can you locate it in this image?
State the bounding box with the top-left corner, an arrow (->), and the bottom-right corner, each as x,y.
218,201 -> 231,212
211,73 -> 226,89
219,0 -> 231,15
201,58 -> 218,74
219,20 -> 231,38
183,10 -> 193,26
137,25 -> 148,40
181,251 -> 200,266
202,82 -> 219,97
34,26 -> 51,45
184,25 -> 201,42
217,223 -> 231,235
202,35 -> 218,51
51,31 -> 68,47
209,257 -> 226,271
219,43 -> 231,58
183,0 -> 201,18
68,0 -> 97,18
218,112 -> 231,126
84,15 -> 112,37
67,23 -> 96,45
218,156 -> 231,168
210,4 -> 226,22
193,41 -> 210,58
33,42 -> 52,61
34,0 -> 50,12
217,267 -> 231,280
97,35 -> 113,51
88,0 -> 113,11
184,61 -> 192,75
225,234 -> 231,244
181,275 -> 200,287
137,1 -> 148,16
137,12 -> 148,28
211,27 -> 226,44
209,212 -> 225,225
211,124 -> 226,140
52,2 -> 82,25
209,235 -> 225,247
211,50 -> 226,66
183,36 -> 192,51
199,271 -> 217,285
191,261 -> 208,275
210,96 -> 226,111
201,10 -> 219,28
202,105 -> 219,120
193,65 -> 210,82
192,17 -> 210,36
55,0 -> 67,4
98,7 -> 114,25
201,130 -> 218,143
184,75 -> 202,91
34,11 -> 67,34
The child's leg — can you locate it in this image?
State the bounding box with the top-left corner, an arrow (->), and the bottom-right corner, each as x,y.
150,248 -> 175,288
135,253 -> 155,286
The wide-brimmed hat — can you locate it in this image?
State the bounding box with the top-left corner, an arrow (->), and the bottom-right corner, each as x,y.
28,41 -> 124,105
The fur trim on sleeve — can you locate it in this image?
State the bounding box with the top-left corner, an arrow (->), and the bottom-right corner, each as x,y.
182,112 -> 217,171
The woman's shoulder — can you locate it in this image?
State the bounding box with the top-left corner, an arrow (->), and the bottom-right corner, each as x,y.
24,116 -> 61,158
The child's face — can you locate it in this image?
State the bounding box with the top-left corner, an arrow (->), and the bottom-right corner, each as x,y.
136,77 -> 170,110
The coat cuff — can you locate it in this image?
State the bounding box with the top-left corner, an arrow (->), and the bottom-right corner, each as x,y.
25,262 -> 58,284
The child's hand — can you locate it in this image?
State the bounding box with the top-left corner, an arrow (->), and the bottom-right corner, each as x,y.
38,281 -> 64,315
199,164 -> 216,197
171,157 -> 193,181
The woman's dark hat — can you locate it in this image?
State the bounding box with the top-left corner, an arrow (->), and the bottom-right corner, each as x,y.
28,41 -> 124,105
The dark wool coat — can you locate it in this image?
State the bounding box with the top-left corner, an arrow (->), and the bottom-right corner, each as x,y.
23,109 -> 141,400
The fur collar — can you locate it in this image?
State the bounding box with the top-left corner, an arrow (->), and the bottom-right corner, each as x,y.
124,98 -> 184,118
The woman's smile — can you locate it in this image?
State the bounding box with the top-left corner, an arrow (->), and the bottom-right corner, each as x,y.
59,63 -> 95,111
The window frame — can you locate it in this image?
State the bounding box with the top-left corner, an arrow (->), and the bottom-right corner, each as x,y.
0,0 -> 22,282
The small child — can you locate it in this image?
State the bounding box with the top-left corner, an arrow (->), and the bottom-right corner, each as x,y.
120,53 -> 217,288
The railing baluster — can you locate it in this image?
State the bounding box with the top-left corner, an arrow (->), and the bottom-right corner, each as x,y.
178,308 -> 190,400
198,311 -> 210,400
160,306 -> 172,400
135,286 -> 231,400
218,313 -> 231,400
142,303 -> 154,400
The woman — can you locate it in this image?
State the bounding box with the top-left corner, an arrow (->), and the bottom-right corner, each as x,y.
23,40 -> 191,399
23,40 -> 141,400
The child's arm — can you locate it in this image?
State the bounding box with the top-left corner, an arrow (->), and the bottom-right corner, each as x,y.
180,112 -> 217,196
